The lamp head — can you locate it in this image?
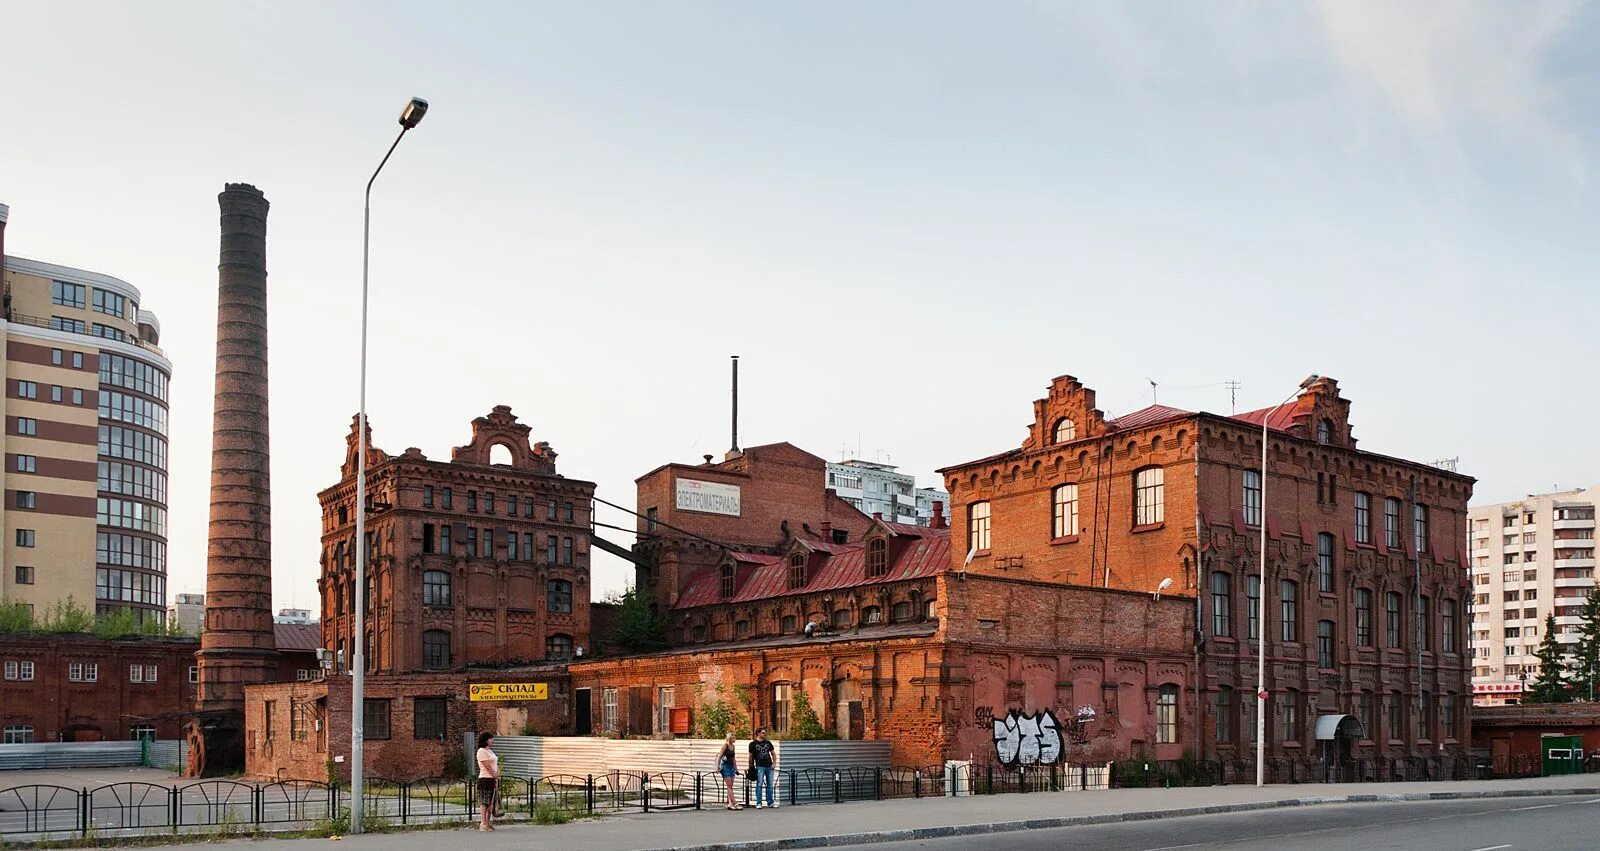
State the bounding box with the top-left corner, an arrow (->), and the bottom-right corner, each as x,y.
399,97 -> 429,129
1298,374 -> 1321,389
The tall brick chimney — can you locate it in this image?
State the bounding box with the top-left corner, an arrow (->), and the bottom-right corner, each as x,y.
192,184 -> 277,774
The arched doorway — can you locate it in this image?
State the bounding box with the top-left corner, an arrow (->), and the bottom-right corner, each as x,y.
1315,714 -> 1363,782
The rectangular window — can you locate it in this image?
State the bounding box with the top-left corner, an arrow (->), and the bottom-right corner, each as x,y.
1214,687 -> 1233,743
4,726 -> 35,744
16,455 -> 35,473
92,289 -> 127,318
772,683 -> 792,735
92,323 -> 126,341
15,417 -> 37,436
1317,533 -> 1335,593
16,491 -> 36,510
423,486 -> 434,508
1210,571 -> 1232,638
1358,692 -> 1373,740
1156,685 -> 1178,744
52,281 -> 86,308
16,529 -> 35,548
16,381 -> 37,399
1134,467 -> 1165,525
1355,492 -> 1372,544
422,523 -> 435,554
563,502 -> 574,523
438,526 -> 452,555
1280,580 -> 1298,642
548,500 -> 558,521
602,687 -> 619,734
1242,470 -> 1262,526
657,687 -> 676,735
1386,592 -> 1402,648
1442,695 -> 1457,739
1442,600 -> 1457,654
524,498 -> 534,518
1282,689 -> 1299,743
72,352 -> 83,369
522,532 -> 534,562
442,488 -> 453,509
562,536 -> 574,565
1317,621 -> 1335,669
1052,484 -> 1079,538
51,348 -> 63,365
465,527 -> 477,557
484,492 -> 495,514
49,385 -> 61,402
1356,589 -> 1372,646
1414,504 -> 1430,554
414,697 -> 448,740
1384,498 -> 1401,549
547,535 -> 558,564
968,502 -> 991,551
1386,693 -> 1403,741
481,527 -> 493,558
363,699 -> 391,739
507,494 -> 517,517
14,565 -> 33,585
189,666 -> 198,684
68,661 -> 98,682
1247,575 -> 1260,640
467,490 -> 478,512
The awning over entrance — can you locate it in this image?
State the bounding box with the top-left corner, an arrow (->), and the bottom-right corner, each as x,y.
1314,713 -> 1363,741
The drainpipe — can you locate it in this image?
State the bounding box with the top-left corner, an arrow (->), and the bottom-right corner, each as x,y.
1194,435 -> 1206,755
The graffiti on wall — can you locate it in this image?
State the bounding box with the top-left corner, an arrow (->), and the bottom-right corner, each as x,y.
992,709 -> 1062,765
1065,705 -> 1096,745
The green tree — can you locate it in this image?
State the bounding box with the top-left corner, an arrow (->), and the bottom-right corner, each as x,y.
1571,589 -> 1600,701
781,691 -> 835,740
95,607 -> 142,638
0,600 -> 35,633
694,683 -> 752,739
1527,613 -> 1573,704
601,584 -> 665,654
38,596 -> 94,633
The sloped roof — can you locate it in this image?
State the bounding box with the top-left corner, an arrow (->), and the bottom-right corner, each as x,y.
1105,404 -> 1195,430
675,528 -> 951,610
274,623 -> 320,653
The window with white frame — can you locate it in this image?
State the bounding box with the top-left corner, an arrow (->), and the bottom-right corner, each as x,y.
1134,467 -> 1164,526
1355,492 -> 1372,544
3,725 -> 34,744
68,661 -> 98,682
968,501 -> 991,552
602,687 -> 619,734
1242,470 -> 1262,526
3,661 -> 35,681
1053,418 -> 1076,443
657,686 -> 676,734
1052,484 -> 1079,538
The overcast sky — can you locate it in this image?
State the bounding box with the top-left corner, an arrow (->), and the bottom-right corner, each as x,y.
3,1 -> 1597,611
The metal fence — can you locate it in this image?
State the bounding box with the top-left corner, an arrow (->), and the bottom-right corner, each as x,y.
1,756 -> 1589,841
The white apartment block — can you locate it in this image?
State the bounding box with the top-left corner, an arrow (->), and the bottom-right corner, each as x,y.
825,459 -> 949,527
1467,486 -> 1597,705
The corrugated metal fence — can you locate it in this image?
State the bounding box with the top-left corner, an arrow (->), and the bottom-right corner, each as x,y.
0,741 -> 144,771
145,739 -> 190,772
487,736 -> 891,781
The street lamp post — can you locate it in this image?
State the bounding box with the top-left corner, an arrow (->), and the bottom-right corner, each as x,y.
1256,374 -> 1320,787
351,97 -> 427,834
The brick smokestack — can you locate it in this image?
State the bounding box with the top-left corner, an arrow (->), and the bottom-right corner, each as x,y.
193,184 -> 277,772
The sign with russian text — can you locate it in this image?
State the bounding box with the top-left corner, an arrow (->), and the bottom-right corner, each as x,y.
1472,682 -> 1524,694
675,478 -> 741,517
469,682 -> 549,702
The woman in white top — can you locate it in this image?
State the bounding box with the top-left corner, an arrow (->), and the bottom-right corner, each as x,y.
476,732 -> 499,831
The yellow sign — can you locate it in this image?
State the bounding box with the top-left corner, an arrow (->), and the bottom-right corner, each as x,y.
469,682 -> 549,702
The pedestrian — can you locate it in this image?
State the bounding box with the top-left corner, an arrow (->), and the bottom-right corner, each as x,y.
476,732 -> 499,831
748,727 -> 776,808
718,733 -> 743,810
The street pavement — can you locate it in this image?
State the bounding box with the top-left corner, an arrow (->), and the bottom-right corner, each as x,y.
838,795 -> 1600,850
175,774 -> 1599,851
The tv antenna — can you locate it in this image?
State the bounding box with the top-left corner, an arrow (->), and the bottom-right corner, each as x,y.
1146,378 -> 1158,404
1224,380 -> 1242,414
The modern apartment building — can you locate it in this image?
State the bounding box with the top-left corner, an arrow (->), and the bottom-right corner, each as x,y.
824,458 -> 950,527
1467,486 -> 1598,705
1,202 -> 172,623
168,592 -> 205,636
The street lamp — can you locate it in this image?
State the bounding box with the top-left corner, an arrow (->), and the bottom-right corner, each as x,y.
1255,374 -> 1320,787
351,96 -> 428,834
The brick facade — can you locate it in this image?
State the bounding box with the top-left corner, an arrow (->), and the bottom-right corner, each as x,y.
319,407 -> 595,675
939,375 -> 1476,765
0,634 -> 198,742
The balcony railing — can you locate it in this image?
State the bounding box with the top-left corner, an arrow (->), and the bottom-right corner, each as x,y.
3,310 -> 164,355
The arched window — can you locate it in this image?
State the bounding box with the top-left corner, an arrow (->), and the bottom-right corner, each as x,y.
1052,484 -> 1079,538
862,606 -> 883,625
1317,533 -> 1335,592
547,579 -> 573,614
1053,418 -> 1076,443
1317,419 -> 1334,445
423,570 -> 451,607
545,633 -> 574,661
968,502 -> 991,552
720,564 -> 736,598
422,630 -> 451,670
1134,467 -> 1164,526
891,601 -> 913,622
832,608 -> 852,629
1156,685 -> 1179,743
735,620 -> 751,638
1210,571 -> 1232,637
866,538 -> 888,577
788,553 -> 807,589
781,614 -> 798,633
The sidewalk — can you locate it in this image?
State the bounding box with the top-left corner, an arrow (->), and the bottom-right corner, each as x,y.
205,774 -> 1599,851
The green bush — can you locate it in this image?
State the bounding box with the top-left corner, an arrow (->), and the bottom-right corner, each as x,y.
695,683 -> 752,739
443,748 -> 468,780
533,800 -> 575,825
781,692 -> 835,740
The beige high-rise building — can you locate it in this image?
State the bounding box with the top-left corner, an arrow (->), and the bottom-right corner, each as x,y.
1,202 -> 172,623
1467,486 -> 1598,705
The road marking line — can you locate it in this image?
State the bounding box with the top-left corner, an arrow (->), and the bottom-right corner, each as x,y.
1508,804 -> 1558,811
1465,845 -> 1512,851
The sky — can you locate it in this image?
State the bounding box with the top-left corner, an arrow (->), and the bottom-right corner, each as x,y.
2,1 -> 1598,612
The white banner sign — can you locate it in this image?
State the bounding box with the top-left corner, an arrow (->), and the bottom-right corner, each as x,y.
676,478 -> 741,517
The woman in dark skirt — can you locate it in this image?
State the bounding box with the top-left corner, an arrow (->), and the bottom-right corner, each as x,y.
476,732 -> 499,831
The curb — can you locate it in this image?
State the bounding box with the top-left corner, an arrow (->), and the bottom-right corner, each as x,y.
648,787 -> 1600,851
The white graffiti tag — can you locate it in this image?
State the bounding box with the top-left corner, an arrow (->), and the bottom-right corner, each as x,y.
992,709 -> 1063,766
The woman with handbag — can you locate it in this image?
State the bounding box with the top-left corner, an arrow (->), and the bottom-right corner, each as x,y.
717,734 -> 743,810
476,732 -> 500,831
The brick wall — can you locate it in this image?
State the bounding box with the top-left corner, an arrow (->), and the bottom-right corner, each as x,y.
0,633 -> 199,742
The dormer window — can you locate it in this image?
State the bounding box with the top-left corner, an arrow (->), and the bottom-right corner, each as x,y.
719,564 -> 735,598
788,553 -> 807,589
1053,418 -> 1076,443
1317,418 -> 1333,445
866,538 -> 888,577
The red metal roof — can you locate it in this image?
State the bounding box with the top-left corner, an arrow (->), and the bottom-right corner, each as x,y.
274,623 -> 320,653
1231,405 -> 1299,432
1106,404 -> 1194,431
674,528 -> 951,610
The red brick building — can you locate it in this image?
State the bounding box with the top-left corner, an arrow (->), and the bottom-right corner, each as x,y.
938,375 -> 1475,770
0,627 -> 318,744
319,406 -> 595,673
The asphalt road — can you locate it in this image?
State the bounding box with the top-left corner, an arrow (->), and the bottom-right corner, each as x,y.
839,795 -> 1600,851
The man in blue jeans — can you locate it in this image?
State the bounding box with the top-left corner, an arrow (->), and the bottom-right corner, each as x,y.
748,727 -> 777,808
